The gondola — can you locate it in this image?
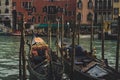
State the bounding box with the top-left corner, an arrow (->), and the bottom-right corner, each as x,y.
27,36 -> 66,80
58,40 -> 120,80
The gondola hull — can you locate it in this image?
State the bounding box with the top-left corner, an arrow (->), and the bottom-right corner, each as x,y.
59,44 -> 120,80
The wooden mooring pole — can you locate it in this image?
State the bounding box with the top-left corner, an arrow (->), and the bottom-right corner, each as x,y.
90,20 -> 93,53
19,14 -> 27,80
19,15 -> 23,80
101,15 -> 105,60
70,21 -> 75,80
115,15 -> 120,71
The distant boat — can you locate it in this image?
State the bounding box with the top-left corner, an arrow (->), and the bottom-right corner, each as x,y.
10,31 -> 21,36
58,40 -> 120,80
27,36 -> 66,80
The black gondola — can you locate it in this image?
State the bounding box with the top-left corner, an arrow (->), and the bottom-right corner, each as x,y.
58,40 -> 120,80
27,36 -> 65,80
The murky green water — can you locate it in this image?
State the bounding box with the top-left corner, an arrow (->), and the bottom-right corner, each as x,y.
0,36 -> 120,80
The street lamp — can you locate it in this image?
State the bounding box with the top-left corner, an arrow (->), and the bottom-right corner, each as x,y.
67,22 -> 70,37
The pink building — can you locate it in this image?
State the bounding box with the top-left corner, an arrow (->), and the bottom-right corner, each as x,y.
76,0 -> 94,25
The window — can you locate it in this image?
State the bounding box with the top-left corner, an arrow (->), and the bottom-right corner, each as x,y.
95,0 -> 98,9
99,0 -> 102,9
114,0 -> 119,2
72,11 -> 75,16
32,16 -> 36,23
38,16 -> 40,22
50,0 -> 54,2
44,16 -> 47,23
88,0 -> 93,9
103,0 -> 107,9
48,6 -> 57,14
32,7 -> 36,12
77,0 -> 82,9
108,0 -> 112,9
77,13 -> 81,21
43,6 -> 47,12
5,8 -> 9,13
68,11 -> 72,16
57,6 -> 61,12
22,2 -> 32,10
5,0 -> 9,5
12,2 -> 16,7
0,17 -> 2,23
114,8 -> 119,15
28,12 -> 32,15
0,0 -> 1,6
87,12 -> 93,21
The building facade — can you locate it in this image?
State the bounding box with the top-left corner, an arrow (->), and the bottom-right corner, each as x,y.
0,0 -> 12,27
12,0 -> 76,30
94,0 -> 113,25
76,0 -> 94,25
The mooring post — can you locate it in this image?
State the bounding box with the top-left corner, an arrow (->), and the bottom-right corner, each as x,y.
90,16 -> 93,53
101,15 -> 105,60
19,14 -> 23,80
70,21 -> 75,80
115,15 -> 120,71
20,14 -> 26,80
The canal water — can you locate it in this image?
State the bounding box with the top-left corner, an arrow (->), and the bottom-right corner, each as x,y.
0,35 -> 120,80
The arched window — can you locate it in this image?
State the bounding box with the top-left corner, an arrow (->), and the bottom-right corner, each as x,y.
57,6 -> 61,12
32,7 -> 36,12
44,16 -> 47,23
77,0 -> 82,9
88,0 -> 93,9
32,16 -> 36,23
87,12 -> 93,21
38,16 -> 40,22
43,6 -> 47,12
77,13 -> 81,21
5,8 -> 9,13
5,0 -> 9,5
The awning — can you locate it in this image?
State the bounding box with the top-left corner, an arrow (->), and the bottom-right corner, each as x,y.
35,24 -> 67,29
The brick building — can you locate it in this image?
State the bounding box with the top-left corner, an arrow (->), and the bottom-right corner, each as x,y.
12,0 -> 76,30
